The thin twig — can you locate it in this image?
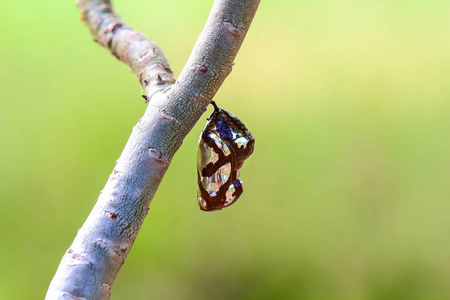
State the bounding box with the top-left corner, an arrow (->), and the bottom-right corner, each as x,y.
78,0 -> 175,100
46,0 -> 260,299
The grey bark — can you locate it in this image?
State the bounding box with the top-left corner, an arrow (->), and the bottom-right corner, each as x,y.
46,0 -> 260,299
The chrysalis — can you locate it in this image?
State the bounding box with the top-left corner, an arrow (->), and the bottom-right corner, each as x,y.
197,101 -> 255,211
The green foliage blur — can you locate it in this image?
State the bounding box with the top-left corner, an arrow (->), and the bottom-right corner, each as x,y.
1,0 -> 450,299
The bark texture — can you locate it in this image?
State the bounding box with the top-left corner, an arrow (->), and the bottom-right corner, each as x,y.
46,0 -> 260,299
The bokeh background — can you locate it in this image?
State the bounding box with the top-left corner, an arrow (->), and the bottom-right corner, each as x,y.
1,0 -> 450,299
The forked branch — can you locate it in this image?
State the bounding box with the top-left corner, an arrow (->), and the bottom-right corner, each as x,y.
46,0 -> 259,299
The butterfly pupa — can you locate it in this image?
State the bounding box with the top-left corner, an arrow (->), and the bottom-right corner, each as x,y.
196,101 -> 255,211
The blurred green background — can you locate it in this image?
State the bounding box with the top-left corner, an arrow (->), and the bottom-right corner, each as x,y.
1,0 -> 450,299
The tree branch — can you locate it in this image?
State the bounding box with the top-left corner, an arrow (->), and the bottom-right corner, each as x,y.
46,0 -> 260,299
77,0 -> 175,100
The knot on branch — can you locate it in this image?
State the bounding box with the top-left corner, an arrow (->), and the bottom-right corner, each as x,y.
197,65 -> 209,76
148,149 -> 169,166
61,292 -> 87,300
107,211 -> 118,220
224,21 -> 245,37
158,108 -> 175,121
156,75 -> 164,85
138,63 -> 175,101
64,251 -> 90,267
110,244 -> 130,264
